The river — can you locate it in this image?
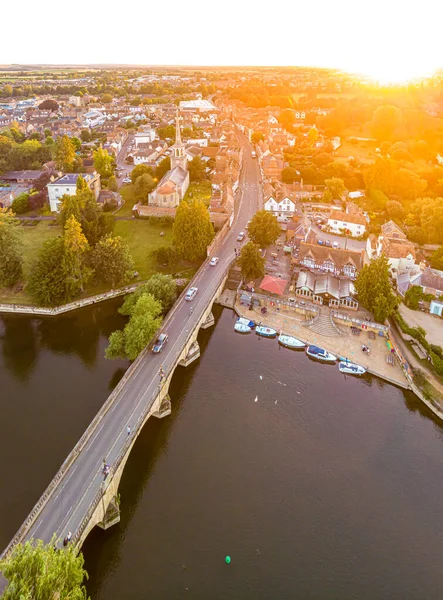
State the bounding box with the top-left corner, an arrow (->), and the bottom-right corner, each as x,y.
2,302 -> 443,598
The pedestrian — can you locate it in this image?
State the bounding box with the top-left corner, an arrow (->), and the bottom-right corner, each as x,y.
67,532 -> 72,542
127,425 -> 131,436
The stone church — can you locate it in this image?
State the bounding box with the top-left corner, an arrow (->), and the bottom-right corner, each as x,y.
148,112 -> 190,208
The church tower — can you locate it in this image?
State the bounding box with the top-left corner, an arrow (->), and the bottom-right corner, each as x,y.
170,110 -> 188,171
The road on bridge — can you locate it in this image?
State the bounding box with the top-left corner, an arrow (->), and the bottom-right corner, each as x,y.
17,131 -> 260,549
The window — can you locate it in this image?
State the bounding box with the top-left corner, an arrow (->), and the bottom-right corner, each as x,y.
334,220 -> 337,224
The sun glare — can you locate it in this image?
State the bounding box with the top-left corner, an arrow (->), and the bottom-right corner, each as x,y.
355,62 -> 436,86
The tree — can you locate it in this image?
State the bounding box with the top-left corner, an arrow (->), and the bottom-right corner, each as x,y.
0,209 -> 23,286
410,197 -> 443,244
281,167 -> 300,184
91,235 -> 134,288
324,177 -> 346,200
307,126 -> 319,145
11,192 -> 29,214
107,175 -> 118,192
71,136 -> 82,152
354,255 -> 397,322
64,215 -> 90,295
386,200 -> 405,222
38,98 -> 59,111
80,130 -> 91,142
188,156 -> 206,182
134,173 -> 156,203
93,147 -> 114,178
105,293 -> 163,360
407,225 -> 426,245
131,163 -> 155,183
0,537 -> 89,600
370,105 -> 402,141
251,132 -> 265,144
430,247 -> 443,270
28,237 -> 70,306
151,245 -> 179,268
368,188 -> 389,211
404,285 -> 428,310
101,93 -> 113,103
248,210 -> 281,247
238,241 -> 265,281
137,273 -> 177,312
173,198 -> 214,261
58,193 -> 83,227
156,156 -> 171,180
54,135 -> 75,171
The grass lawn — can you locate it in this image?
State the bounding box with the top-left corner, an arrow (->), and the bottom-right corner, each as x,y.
116,184 -> 137,217
184,180 -> 212,206
335,140 -> 376,163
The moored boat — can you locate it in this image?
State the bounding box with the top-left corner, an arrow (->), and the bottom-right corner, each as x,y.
278,333 -> 305,349
234,322 -> 252,334
338,361 -> 366,376
256,325 -> 277,338
306,345 -> 337,363
237,317 -> 255,328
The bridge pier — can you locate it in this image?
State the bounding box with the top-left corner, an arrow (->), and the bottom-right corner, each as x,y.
97,495 -> 120,530
200,311 -> 215,329
179,341 -> 200,367
152,394 -> 172,419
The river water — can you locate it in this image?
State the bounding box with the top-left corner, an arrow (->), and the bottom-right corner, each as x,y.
2,303 -> 443,598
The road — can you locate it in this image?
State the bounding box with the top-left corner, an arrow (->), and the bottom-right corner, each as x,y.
115,132 -> 134,181
18,130 -> 259,549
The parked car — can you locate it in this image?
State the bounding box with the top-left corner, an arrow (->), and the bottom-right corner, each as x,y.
237,232 -> 245,242
317,239 -> 324,245
332,241 -> 339,248
185,287 -> 198,301
122,177 -> 131,184
209,257 -> 219,266
152,333 -> 168,353
325,240 -> 332,247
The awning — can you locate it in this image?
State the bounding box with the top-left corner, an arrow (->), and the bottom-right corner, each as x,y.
259,275 -> 289,296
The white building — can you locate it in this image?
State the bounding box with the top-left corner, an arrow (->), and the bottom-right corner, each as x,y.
327,210 -> 366,237
179,99 -> 217,112
263,182 -> 296,217
134,129 -> 156,148
47,172 -> 101,212
82,110 -> 106,129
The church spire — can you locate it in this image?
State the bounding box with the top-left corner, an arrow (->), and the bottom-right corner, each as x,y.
175,110 -> 182,145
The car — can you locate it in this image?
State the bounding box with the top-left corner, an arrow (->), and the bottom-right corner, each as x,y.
122,177 -> 131,184
237,232 -> 245,242
325,240 -> 332,247
152,333 -> 168,353
332,241 -> 339,248
317,239 -> 324,245
209,257 -> 219,266
185,287 -> 198,301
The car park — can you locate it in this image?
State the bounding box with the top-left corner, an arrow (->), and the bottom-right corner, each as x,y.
209,257 -> 219,266
185,287 -> 198,301
237,232 -> 245,241
152,333 -> 168,353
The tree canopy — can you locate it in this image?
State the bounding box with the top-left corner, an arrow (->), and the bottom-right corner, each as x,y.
354,255 -> 397,322
238,241 -> 265,281
134,173 -> 156,203
247,210 -> 281,247
173,198 -> 214,262
122,273 -> 177,313
54,135 -> 76,172
93,147 -> 114,179
131,164 -> 155,183
0,209 -> 23,287
324,177 -> 346,200
28,237 -> 71,306
188,156 -> 206,182
0,537 -> 89,600
91,235 -> 134,288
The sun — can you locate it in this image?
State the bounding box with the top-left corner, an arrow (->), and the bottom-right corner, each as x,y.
355,61 -> 436,86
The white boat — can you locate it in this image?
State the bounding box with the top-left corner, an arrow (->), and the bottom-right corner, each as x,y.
278,334 -> 305,349
256,326 -> 277,338
338,361 -> 366,376
234,322 -> 252,334
306,345 -> 337,363
237,317 -> 255,328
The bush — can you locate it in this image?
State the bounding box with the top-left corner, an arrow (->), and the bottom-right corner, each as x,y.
11,193 -> 29,214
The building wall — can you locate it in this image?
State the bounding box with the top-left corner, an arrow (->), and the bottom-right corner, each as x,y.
327,218 -> 366,237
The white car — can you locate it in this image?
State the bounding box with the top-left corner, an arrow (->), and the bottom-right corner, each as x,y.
185,287 -> 198,301
209,257 -> 219,266
122,177 -> 131,184
237,232 -> 245,242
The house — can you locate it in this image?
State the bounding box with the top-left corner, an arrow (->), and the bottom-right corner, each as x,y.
1,170 -> 46,185
263,182 -> 296,216
134,129 -> 156,147
47,172 -> 100,212
179,99 -> 217,112
261,155 -> 285,181
327,209 -> 366,237
430,300 -> 443,317
295,271 -> 358,309
369,220 -> 417,279
285,216 -> 311,246
297,242 -> 365,278
416,268 -> 443,298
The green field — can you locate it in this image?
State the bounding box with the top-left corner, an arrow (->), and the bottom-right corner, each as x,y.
116,184 -> 137,216
184,180 -> 212,206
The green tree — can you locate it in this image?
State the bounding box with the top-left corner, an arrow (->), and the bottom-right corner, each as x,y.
125,273 -> 177,313
80,130 -> 91,142
93,146 -> 114,178
105,293 -> 163,360
307,126 -> 319,145
151,245 -> 179,268
404,285 -> 428,310
354,255 -> 397,322
324,177 -> 346,200
368,188 -> 389,211
370,105 -> 402,141
281,167 -> 299,184
173,198 -> 214,261
131,164 -> 155,183
407,225 -> 426,245
188,156 -> 206,182
91,235 -> 134,288
156,156 -> 171,180
101,93 -> 113,103
0,537 -> 89,600
64,215 -> 90,294
430,246 -> 443,270
54,135 -> 75,171
107,175 -> 118,192
411,197 -> 443,244
248,210 -> 281,247
238,241 -> 265,281
386,200 -> 405,222
134,173 -> 156,203
28,237 -> 70,306
11,192 -> 29,214
251,132 -> 265,144
0,209 -> 23,286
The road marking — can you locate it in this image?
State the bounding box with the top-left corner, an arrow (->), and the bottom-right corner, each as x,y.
54,465 -> 78,500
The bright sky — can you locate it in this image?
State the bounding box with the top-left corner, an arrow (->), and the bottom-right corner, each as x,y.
3,0 -> 443,83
